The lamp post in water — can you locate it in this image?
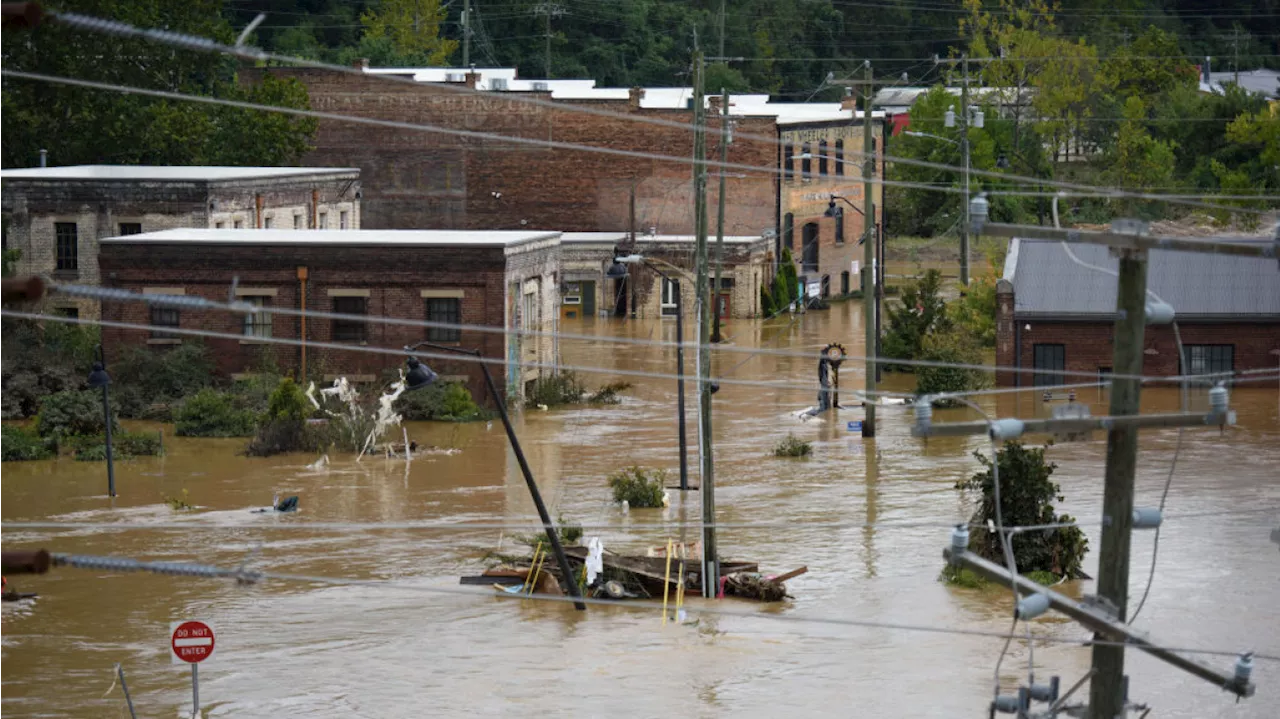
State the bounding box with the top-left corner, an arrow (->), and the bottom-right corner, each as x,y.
87,346 -> 115,498
402,342 -> 586,611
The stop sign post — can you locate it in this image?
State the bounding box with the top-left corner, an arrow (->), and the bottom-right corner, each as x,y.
170,620 -> 214,718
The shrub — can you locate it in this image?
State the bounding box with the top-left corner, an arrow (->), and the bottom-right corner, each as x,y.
525,372 -> 588,407
229,373 -> 285,416
265,377 -> 311,422
955,442 -> 1089,580
607,466 -> 667,508
36,390 -> 116,443
175,389 -> 258,437
245,378 -> 315,456
588,382 -> 631,404
915,330 -> 991,404
948,263 -> 999,349
69,430 -> 164,461
882,269 -> 949,370
108,343 -> 217,418
1,424 -> 55,461
395,380 -> 487,421
1,319 -> 99,418
772,433 -> 813,457
164,489 -> 194,511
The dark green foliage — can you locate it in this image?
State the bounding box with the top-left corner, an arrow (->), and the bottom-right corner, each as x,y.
512,515 -> 584,548
68,430 -> 164,461
264,377 -> 311,423
759,282 -> 776,317
777,248 -> 800,308
587,382 -> 632,404
110,343 -> 217,419
772,433 -> 812,457
245,377 -> 316,456
174,389 -> 257,437
956,442 -> 1088,580
607,466 -> 667,508
1,319 -> 100,419
2,424 -> 55,461
36,390 -> 116,442
395,380 -> 487,421
882,269 -> 949,370
525,372 -> 588,407
915,330 -> 991,403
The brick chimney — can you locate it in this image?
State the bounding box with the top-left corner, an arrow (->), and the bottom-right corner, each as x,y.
465,71 -> 480,89
996,278 -> 1015,386
353,57 -> 369,71
628,87 -> 645,111
708,95 -> 723,113
840,91 -> 859,112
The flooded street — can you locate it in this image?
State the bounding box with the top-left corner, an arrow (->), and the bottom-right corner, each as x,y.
3,299 -> 1278,718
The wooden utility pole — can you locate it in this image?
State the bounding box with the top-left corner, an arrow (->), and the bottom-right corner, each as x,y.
692,51 -> 718,597
712,87 -> 729,343
959,54 -> 971,286
1089,248 -> 1149,719
860,61 -> 877,438
717,0 -> 726,58
461,0 -> 470,68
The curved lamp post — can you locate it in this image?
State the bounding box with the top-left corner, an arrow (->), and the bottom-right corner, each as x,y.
403,342 -> 586,611
87,347 -> 115,498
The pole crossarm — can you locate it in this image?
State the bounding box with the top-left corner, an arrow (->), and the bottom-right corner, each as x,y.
943,547 -> 1256,699
913,410 -> 1234,439
980,222 -> 1279,259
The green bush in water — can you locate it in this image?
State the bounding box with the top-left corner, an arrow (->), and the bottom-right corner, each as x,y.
175,389 -> 258,437
607,466 -> 667,508
772,433 -> 812,457
1,424 -> 55,461
395,380 -> 487,421
69,430 -> 164,461
525,372 -> 588,407
36,390 -> 116,444
245,378 -> 316,457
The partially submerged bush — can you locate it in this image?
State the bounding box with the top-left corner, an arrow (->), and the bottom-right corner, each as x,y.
526,372 -> 631,408
607,466 -> 667,508
164,489 -> 194,511
588,382 -> 632,405
110,343 -> 217,417
69,430 -> 164,461
915,330 -> 991,404
1,424 -> 55,461
245,378 -> 316,457
773,433 -> 813,457
175,389 -> 257,437
395,380 -> 487,421
36,390 -> 116,443
1,319 -> 99,418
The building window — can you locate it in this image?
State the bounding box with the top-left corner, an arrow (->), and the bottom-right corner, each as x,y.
660,277 -> 679,316
783,143 -> 795,182
784,213 -> 795,251
820,275 -> 831,298
426,297 -> 462,342
294,214 -> 304,230
1183,344 -> 1233,382
801,142 -> 812,179
54,306 -> 79,319
801,222 -> 819,273
340,211 -> 349,230
234,219 -> 244,229
150,306 -> 180,339
331,296 -> 367,342
55,222 -> 78,271
318,212 -> 328,229
818,140 -> 829,175
835,210 -> 845,245
840,271 -> 850,295
1032,344 -> 1065,387
522,291 -> 540,332
835,139 -> 845,175
242,296 -> 272,338
215,221 -> 225,229
118,222 -> 142,236
263,216 -> 273,229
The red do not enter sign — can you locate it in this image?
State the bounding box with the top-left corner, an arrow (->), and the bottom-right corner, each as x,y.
170,620 -> 216,664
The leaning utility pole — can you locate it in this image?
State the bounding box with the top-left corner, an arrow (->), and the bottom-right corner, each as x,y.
860,60 -> 877,438
711,87 -> 729,343
461,0 -> 470,68
692,50 -> 718,597
1088,247 -> 1149,719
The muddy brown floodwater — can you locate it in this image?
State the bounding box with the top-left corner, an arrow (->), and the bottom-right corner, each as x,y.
3,299 -> 1279,718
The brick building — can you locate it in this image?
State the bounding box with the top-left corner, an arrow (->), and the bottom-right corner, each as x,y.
256,67 -> 778,237
97,229 -> 560,404
1,165 -> 362,318
559,232 -> 772,320
995,239 -> 1280,387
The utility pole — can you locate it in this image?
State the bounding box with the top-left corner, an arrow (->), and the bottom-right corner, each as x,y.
860,61 -> 877,438
960,53 -> 971,286
711,87 -> 729,343
533,3 -> 563,78
1089,248 -> 1149,719
461,0 -> 470,68
718,0 -> 725,58
692,50 -> 718,597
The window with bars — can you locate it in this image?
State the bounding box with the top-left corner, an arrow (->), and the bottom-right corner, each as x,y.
835,139 -> 845,175
55,222 -> 78,271
331,296 -> 367,342
150,306 -> 180,339
818,140 -> 829,175
426,297 -> 462,342
241,296 -> 272,338
118,222 -> 142,236
1183,344 -> 1233,381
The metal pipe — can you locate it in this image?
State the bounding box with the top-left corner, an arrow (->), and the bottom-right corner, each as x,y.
914,410 -> 1230,439
115,663 -> 138,719
99,345 -> 116,498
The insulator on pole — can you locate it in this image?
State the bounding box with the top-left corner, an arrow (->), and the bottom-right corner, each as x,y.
988,418 -> 1025,440
1131,507 -> 1163,529
1144,299 -> 1175,325
1027,676 -> 1059,703
1235,652 -> 1254,686
914,397 -> 933,434
1016,592 -> 1051,620
950,524 -> 969,563
1209,383 -> 1229,415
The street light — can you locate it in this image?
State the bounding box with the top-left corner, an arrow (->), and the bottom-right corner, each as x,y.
402,341 -> 586,611
86,347 -> 115,498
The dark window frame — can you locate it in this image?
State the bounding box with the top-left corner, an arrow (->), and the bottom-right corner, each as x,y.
242,296 -> 273,338
801,222 -> 820,273
1182,344 -> 1234,382
818,139 -> 829,175
1032,343 -> 1066,387
840,271 -> 850,295
783,144 -> 795,182
55,222 -> 78,271
834,209 -> 845,245
800,142 -> 812,179
426,297 -> 462,343
331,296 -> 368,343
150,306 -> 180,339
784,212 -> 795,251
835,139 -> 845,175
118,222 -> 142,236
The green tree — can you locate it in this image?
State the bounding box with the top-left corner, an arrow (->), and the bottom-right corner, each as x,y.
360,0 -> 457,66
1104,96 -> 1177,213
882,269 -> 949,368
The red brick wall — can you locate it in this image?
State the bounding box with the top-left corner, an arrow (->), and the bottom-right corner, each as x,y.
249,69 -> 778,235
995,316 -> 1280,386
98,243 -> 509,404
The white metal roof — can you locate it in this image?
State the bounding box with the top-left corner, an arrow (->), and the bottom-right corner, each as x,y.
561,232 -> 764,245
0,165 -> 360,181
100,228 -> 560,247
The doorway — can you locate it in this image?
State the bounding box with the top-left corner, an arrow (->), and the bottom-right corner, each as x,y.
801,222 -> 819,273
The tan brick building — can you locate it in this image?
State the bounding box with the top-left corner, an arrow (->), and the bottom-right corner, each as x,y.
1,165 -> 361,318
96,229 -> 560,404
